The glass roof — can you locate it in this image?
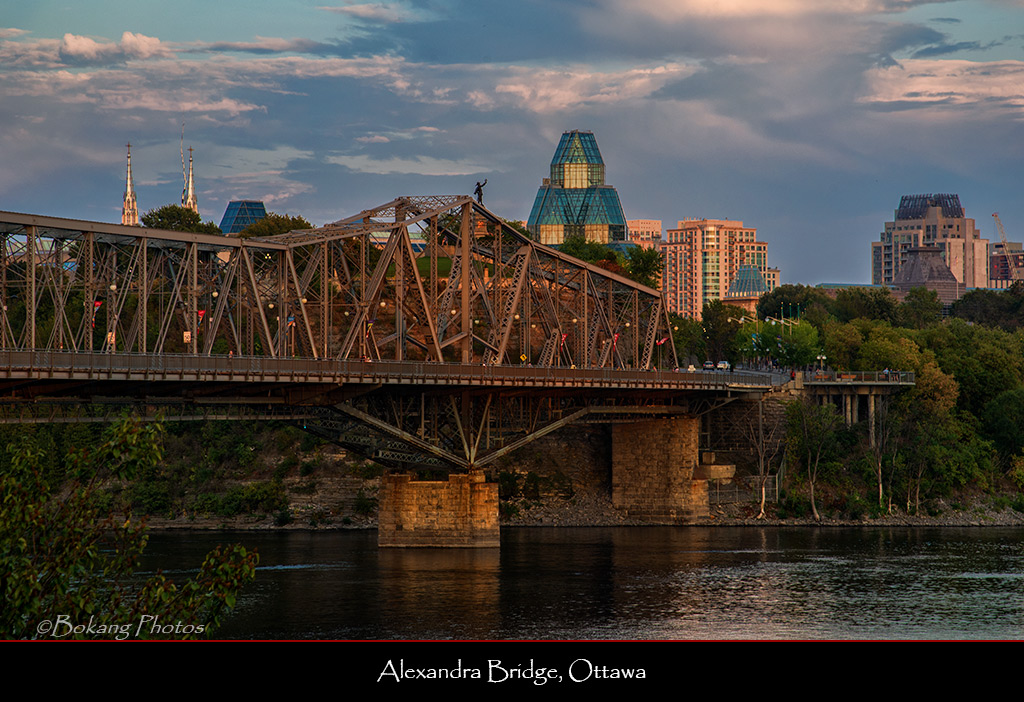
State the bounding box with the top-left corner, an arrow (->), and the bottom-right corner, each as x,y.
220,200 -> 267,234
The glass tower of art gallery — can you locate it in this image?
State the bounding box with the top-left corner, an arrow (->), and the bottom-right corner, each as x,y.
527,130 -> 628,247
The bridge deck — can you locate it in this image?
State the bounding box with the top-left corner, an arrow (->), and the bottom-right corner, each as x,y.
0,350 -> 777,399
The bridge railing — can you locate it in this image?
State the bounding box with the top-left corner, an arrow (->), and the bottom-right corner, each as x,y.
802,370 -> 915,384
0,349 -> 783,391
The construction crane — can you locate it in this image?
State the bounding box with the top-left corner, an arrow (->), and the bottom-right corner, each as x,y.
992,213 -> 1023,283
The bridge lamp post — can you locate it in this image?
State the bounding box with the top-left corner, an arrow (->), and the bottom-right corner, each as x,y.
816,354 -> 826,372
625,322 -> 631,368
107,284 -> 117,353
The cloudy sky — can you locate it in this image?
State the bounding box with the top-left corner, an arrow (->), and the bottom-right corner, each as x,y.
2,0 -> 1023,284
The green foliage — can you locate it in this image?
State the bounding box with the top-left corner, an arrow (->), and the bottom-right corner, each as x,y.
982,389 -> 1024,459
354,490 -> 377,516
141,204 -> 222,234
915,319 -> 1024,416
502,218 -> 533,238
701,300 -> 746,363
0,418 -> 257,640
559,234 -> 618,265
216,481 -> 288,517
237,212 -> 313,239
499,501 -> 520,519
624,245 -> 663,289
352,461 -> 385,479
757,284 -> 834,327
898,287 -> 942,329
751,319 -> 819,367
950,282 -> 1024,331
498,471 -> 519,499
785,398 -> 842,520
670,314 -> 705,364
831,287 -> 899,325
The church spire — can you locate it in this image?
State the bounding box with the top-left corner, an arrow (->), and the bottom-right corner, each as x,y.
121,143 -> 139,226
181,124 -> 198,213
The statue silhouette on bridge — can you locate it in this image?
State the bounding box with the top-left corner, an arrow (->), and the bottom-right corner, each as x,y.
474,179 -> 487,204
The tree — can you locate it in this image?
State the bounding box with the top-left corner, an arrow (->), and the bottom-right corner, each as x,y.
701,300 -> 745,363
774,320 -> 820,368
982,389 -> 1024,460
238,213 -> 313,239
950,282 -> 1024,331
786,398 -> 842,521
733,398 -> 785,519
898,287 -> 942,329
502,218 -> 533,239
756,284 -> 833,325
0,417 -> 257,640
669,314 -> 704,366
831,287 -> 898,324
624,246 -> 663,289
867,394 -> 906,513
141,204 -> 222,234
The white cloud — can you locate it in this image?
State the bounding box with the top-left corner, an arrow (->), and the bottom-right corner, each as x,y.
862,58 -> 1024,111
319,3 -> 414,23
59,33 -> 119,61
0,28 -> 28,39
484,63 -> 696,113
119,32 -> 172,60
43,31 -> 172,65
356,135 -> 390,143
600,0 -> 926,19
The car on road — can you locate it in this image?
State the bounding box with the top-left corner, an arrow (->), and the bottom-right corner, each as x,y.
702,360 -> 715,370
716,360 -> 730,371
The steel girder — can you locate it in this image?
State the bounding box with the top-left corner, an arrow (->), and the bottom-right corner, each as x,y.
0,200 -> 700,468
0,198 -> 675,369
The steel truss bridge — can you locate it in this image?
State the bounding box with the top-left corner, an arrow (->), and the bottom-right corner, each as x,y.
0,196 -> 777,469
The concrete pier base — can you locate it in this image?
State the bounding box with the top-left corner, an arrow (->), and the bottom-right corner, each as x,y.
611,416 -> 710,523
378,469 -> 499,547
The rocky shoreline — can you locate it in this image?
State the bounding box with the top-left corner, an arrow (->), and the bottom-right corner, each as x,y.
143,488 -> 1024,531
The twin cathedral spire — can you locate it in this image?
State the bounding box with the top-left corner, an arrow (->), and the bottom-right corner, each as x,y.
120,126 -> 199,226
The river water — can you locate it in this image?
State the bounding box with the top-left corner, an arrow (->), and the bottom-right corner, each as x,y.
143,526 -> 1024,640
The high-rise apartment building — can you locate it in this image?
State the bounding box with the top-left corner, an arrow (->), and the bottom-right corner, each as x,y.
527,130 -> 628,246
661,218 -> 773,320
626,219 -> 662,249
871,194 -> 989,288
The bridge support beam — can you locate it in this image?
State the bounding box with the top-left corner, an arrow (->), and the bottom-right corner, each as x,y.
611,417 -> 709,523
378,469 -> 499,547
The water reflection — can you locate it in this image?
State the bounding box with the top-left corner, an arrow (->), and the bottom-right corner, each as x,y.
141,527 -> 1024,640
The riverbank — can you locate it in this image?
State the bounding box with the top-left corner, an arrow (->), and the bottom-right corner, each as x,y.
142,488 -> 1024,531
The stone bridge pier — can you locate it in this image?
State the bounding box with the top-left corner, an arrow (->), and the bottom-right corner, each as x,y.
611,416 -> 724,523
378,470 -> 499,547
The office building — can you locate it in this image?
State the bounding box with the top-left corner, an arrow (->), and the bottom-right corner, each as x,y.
871,194 -> 988,288
990,241 -> 1024,286
661,218 -> 774,320
527,130 -> 628,247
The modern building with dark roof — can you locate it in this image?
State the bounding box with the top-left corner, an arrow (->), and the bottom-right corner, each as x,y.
527,130 -> 628,247
890,246 -> 963,306
220,200 -> 267,235
871,193 -> 988,288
